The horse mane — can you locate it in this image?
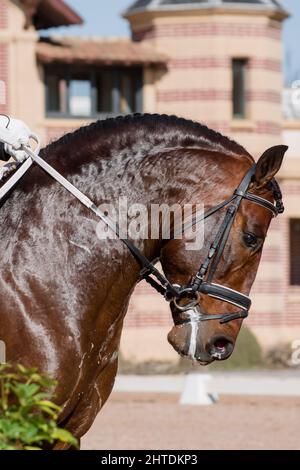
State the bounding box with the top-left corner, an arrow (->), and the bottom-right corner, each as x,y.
42,114 -> 252,166
0,114 -> 254,201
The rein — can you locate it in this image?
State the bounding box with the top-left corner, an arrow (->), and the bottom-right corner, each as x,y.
0,144 -> 282,325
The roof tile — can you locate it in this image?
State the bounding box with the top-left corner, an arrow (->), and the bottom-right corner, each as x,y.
37,37 -> 168,66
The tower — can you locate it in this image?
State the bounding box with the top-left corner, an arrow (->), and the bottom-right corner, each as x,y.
124,0 -> 288,156
122,1 -> 297,357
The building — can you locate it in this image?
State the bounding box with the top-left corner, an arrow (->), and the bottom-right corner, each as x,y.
0,0 -> 300,362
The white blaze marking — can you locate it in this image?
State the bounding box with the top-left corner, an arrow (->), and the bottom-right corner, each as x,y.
186,309 -> 199,361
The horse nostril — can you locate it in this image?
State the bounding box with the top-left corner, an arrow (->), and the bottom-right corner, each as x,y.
207,335 -> 234,360
214,338 -> 229,350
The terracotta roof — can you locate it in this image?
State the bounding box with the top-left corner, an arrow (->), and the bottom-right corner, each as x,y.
37,37 -> 168,66
20,0 -> 83,30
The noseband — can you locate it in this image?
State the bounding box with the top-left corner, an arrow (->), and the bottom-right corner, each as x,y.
0,147 -> 283,325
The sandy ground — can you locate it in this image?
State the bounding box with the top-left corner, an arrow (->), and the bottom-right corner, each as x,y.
81,392 -> 300,450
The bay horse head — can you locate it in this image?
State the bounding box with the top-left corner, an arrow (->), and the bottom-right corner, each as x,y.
161,144 -> 287,364
0,114 -> 287,445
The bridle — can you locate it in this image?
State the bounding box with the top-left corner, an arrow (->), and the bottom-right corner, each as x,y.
139,164 -> 283,324
0,144 -> 283,325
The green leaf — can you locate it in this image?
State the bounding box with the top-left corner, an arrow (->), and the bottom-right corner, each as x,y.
23,446 -> 42,450
52,428 -> 79,448
0,363 -> 78,450
36,400 -> 61,411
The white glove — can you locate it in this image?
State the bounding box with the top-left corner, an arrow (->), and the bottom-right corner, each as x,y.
0,116 -> 32,162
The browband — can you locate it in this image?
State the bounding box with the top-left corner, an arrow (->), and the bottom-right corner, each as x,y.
241,192 -> 278,216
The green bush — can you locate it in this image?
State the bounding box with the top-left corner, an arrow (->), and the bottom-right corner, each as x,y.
0,363 -> 78,450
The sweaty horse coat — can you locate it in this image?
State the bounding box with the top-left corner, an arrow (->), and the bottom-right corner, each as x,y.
0,114 -> 286,448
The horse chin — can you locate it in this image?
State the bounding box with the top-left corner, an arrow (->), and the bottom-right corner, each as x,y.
167,324 -> 215,365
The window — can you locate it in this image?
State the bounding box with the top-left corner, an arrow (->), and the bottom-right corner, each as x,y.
45,67 -> 143,118
232,59 -> 248,119
69,77 -> 92,117
290,219 -> 300,285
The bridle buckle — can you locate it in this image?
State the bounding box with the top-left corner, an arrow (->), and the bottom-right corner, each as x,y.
168,286 -> 199,312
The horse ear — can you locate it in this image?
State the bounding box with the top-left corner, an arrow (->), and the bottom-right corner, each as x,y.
254,145 -> 288,186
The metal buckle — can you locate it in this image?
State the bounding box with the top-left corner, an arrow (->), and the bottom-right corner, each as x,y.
172,297 -> 199,312
169,286 -> 199,312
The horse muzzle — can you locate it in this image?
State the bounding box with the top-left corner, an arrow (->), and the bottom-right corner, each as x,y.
168,301 -> 239,364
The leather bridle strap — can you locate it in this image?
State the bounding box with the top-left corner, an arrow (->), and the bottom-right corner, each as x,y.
174,309 -> 248,325
190,166 -> 256,290
199,282 -> 251,311
172,195 -> 236,240
167,165 -> 279,323
193,204 -> 238,287
207,207 -> 237,283
241,192 -> 279,214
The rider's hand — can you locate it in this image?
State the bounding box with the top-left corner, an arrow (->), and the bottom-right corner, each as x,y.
0,116 -> 32,162
4,144 -> 28,163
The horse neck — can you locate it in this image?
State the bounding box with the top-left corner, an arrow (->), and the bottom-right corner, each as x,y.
0,144 -> 246,310
0,142 -> 248,376
0,148 -> 189,297
0,144 -> 245,270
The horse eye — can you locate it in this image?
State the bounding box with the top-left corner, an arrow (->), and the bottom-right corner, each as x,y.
243,232 -> 258,248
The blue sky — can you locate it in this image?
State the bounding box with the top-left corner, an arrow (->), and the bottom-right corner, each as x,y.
44,0 -> 300,85
282,0 -> 300,84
